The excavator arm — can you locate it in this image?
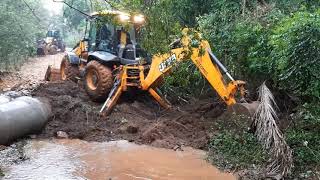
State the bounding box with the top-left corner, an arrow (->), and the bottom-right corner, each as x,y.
141,34 -> 246,106
100,29 -> 247,115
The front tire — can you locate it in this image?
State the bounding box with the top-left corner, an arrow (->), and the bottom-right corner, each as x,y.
84,60 -> 114,102
37,48 -> 45,56
60,56 -> 80,82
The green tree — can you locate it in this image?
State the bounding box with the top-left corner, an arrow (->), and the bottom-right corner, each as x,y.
63,0 -> 91,29
271,10 -> 320,100
0,0 -> 47,71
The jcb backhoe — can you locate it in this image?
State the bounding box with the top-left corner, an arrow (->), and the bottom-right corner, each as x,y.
59,10 -> 257,115
37,30 -> 65,56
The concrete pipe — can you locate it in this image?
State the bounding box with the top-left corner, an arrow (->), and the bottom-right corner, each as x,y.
0,96 -> 10,105
0,96 -> 51,145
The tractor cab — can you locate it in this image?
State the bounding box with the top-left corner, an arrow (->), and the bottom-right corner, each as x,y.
60,11 -> 148,101
45,29 -> 65,52
83,11 -> 147,65
47,30 -> 61,39
45,30 -> 62,44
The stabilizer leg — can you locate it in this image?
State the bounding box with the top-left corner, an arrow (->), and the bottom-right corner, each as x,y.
148,88 -> 171,109
100,80 -> 122,116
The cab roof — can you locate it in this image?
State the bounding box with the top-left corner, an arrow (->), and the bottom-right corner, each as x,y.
90,10 -> 129,17
89,10 -> 145,25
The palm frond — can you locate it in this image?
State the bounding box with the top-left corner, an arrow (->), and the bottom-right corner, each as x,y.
253,82 -> 293,179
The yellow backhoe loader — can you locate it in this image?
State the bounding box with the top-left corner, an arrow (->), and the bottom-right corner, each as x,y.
50,4 -> 292,177
58,10 -> 257,116
37,30 -> 65,56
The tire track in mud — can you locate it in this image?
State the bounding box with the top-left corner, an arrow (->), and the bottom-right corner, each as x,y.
32,80 -> 227,149
0,53 -> 228,150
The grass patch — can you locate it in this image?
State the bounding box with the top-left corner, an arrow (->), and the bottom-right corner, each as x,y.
208,129 -> 266,169
208,103 -> 320,179
0,168 -> 4,177
285,103 -> 320,178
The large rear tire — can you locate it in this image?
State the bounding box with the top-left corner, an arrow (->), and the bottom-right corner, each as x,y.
60,56 -> 80,82
84,60 -> 114,102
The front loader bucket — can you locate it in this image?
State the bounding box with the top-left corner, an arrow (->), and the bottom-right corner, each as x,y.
45,65 -> 61,81
228,101 -> 260,117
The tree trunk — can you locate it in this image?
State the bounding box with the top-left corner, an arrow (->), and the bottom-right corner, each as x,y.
242,0 -> 246,17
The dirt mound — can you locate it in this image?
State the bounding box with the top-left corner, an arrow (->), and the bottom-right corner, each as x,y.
32,81 -> 226,149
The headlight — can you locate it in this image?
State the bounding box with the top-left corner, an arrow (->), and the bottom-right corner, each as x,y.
133,15 -> 145,24
119,14 -> 130,22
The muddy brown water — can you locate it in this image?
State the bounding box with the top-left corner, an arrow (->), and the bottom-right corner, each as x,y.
2,139 -> 235,180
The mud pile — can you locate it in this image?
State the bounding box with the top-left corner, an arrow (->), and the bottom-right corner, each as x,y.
32,81 -> 227,149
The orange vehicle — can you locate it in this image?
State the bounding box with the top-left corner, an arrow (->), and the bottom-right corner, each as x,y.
99,28 -> 249,115
59,10 -> 254,115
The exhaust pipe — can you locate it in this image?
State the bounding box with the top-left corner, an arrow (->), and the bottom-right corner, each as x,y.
0,96 -> 51,145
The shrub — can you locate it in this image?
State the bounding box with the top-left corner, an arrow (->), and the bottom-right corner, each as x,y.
0,1 -> 45,71
209,130 -> 267,168
270,10 -> 320,101
161,61 -> 207,101
286,103 -> 320,173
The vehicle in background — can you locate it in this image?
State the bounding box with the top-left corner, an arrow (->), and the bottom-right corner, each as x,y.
37,30 -> 65,56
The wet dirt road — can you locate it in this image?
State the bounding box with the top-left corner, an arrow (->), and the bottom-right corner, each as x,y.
2,139 -> 235,180
0,54 -> 63,92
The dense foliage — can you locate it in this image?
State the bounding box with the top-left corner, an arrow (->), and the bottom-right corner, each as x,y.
271,11 -> 320,100
286,103 -> 320,177
0,0 -> 46,71
0,0 -> 319,178
209,130 -> 266,168
113,0 -> 319,177
197,2 -> 320,102
123,0 -> 320,102
62,0 -> 91,46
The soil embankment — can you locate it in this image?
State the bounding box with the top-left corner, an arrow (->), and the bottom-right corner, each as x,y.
0,53 -> 237,150
0,53 -> 249,179
33,80 -> 227,149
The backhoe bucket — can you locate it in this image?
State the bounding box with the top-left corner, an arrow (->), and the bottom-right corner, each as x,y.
45,65 -> 61,81
228,101 -> 260,117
